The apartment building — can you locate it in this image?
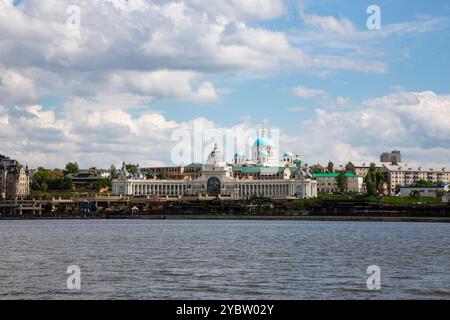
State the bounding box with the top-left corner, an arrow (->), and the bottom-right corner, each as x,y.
382,164 -> 450,194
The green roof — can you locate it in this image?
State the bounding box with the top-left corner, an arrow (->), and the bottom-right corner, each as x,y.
145,172 -> 158,176
186,162 -> 204,167
67,170 -> 103,179
314,172 -> 357,177
232,166 -> 284,174
293,159 -> 307,167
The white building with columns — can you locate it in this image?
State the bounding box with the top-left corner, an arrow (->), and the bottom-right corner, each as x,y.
112,131 -> 318,200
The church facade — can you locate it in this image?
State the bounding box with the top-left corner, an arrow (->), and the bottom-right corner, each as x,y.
112,129 -> 318,199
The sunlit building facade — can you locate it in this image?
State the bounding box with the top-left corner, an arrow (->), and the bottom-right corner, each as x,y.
0,155 -> 31,199
112,130 -> 318,199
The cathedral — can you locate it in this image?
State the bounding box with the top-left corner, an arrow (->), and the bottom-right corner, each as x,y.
112,128 -> 318,199
233,126 -> 302,168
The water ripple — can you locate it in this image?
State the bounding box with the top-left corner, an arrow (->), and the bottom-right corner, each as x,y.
0,220 -> 449,299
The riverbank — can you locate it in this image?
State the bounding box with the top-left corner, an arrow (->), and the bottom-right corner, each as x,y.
2,194 -> 449,217
2,214 -> 450,223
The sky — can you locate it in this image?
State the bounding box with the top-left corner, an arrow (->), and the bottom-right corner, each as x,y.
0,0 -> 450,168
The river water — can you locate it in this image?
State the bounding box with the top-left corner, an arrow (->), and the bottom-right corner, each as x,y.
0,219 -> 449,299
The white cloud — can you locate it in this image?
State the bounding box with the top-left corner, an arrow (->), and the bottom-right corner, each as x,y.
4,0 -> 439,120
188,0 -> 286,21
1,1 -> 448,169
105,0 -> 151,13
293,85 -> 327,99
0,68 -> 38,104
0,104 -> 177,168
294,91 -> 450,165
289,9 -> 448,75
2,1 -> 285,72
301,12 -> 357,35
0,0 -> 395,89
0,95 -> 252,167
195,81 -> 218,101
292,85 -> 351,109
108,70 -> 219,101
0,0 -> 299,107
1,91 -> 449,168
64,94 -> 154,111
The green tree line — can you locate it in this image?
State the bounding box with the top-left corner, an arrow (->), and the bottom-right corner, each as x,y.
31,168 -> 73,192
31,162 -> 112,192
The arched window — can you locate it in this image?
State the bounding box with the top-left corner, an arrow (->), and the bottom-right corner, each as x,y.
207,177 -> 221,196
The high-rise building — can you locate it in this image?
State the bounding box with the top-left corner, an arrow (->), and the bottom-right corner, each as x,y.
380,150 -> 401,163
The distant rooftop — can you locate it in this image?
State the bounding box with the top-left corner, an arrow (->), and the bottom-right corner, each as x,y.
383,163 -> 449,172
186,162 -> 204,167
348,161 -> 383,168
232,165 -> 284,175
314,172 -> 358,177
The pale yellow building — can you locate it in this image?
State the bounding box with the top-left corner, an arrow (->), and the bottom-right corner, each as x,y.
345,161 -> 384,177
314,172 -> 364,193
0,155 -> 31,199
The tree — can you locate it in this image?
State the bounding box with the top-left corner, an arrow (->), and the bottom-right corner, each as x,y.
31,168 -> 55,191
157,172 -> 167,180
31,168 -> 71,191
364,163 -> 385,196
110,165 -> 118,179
364,172 -> 376,195
376,170 -> 386,193
65,162 -> 79,175
125,164 -> 138,175
394,184 -> 401,194
48,176 -> 73,190
309,164 -> 324,174
336,171 -> 348,193
412,180 -> 435,187
326,161 -> 334,173
409,190 -> 421,200
31,171 -> 45,192
435,190 -> 445,199
60,177 -> 73,190
95,178 -> 112,190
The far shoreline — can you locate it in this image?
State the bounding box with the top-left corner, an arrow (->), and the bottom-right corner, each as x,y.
1,215 -> 450,223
